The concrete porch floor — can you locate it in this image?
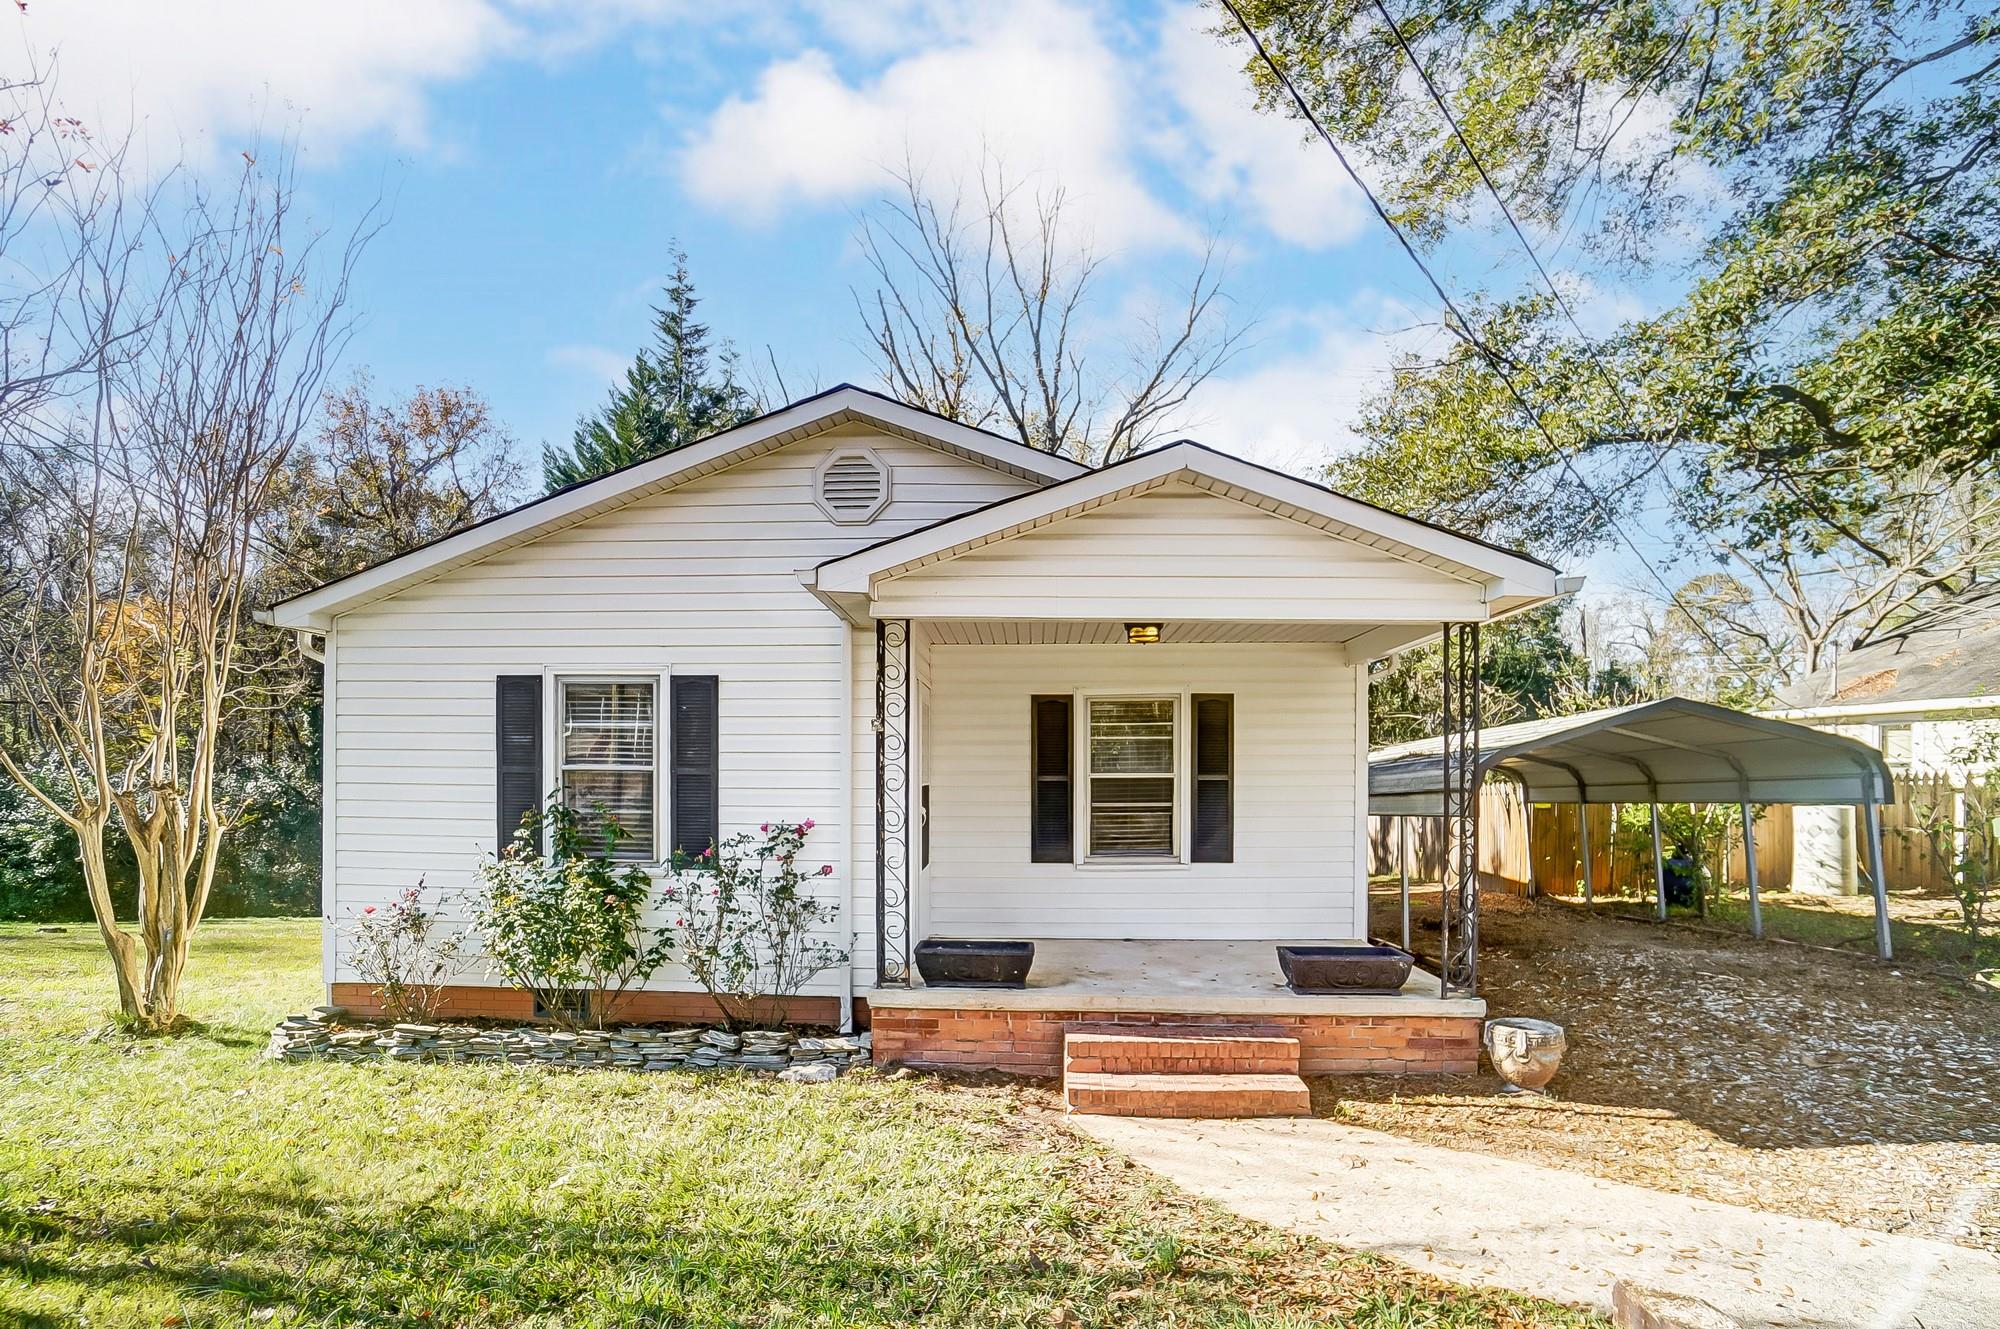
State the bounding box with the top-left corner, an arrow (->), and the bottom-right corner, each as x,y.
865,938 -> 1485,1018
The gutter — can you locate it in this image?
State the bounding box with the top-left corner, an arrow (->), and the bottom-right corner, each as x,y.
1762,695 -> 2000,723
1377,574 -> 1586,667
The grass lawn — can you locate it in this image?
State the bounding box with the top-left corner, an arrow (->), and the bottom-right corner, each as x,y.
0,920 -> 1599,1328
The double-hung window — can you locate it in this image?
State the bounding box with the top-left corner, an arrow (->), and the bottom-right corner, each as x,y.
559,679 -> 657,861
1085,697 -> 1177,858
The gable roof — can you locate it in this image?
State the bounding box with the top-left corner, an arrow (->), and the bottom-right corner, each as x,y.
1772,588 -> 2000,714
265,384 -> 1089,630
805,439 -> 1562,614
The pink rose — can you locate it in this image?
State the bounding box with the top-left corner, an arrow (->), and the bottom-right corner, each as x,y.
362,906 -> 375,915
817,864 -> 833,876
759,822 -> 769,833
801,818 -> 815,831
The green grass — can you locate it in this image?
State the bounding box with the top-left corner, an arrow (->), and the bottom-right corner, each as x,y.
0,921 -> 1599,1328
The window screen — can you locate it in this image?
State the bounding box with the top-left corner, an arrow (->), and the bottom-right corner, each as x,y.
560,680 -> 657,860
1087,697 -> 1175,857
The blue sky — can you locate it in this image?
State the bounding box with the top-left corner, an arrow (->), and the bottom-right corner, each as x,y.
14,0 -> 1683,590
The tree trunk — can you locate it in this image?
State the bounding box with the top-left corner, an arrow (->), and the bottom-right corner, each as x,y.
77,832 -> 149,1023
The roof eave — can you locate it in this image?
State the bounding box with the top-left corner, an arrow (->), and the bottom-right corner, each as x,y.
815,442 -> 1563,600
266,386 -> 1089,627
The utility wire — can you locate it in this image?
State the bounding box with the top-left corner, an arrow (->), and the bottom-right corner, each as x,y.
1365,0 -> 1756,645
1216,0 -> 1739,662
1364,0 -> 1648,430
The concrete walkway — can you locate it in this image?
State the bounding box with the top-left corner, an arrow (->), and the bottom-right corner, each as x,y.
1075,1115 -> 2000,1328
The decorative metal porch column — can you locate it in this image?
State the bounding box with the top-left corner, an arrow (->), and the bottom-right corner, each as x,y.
874,618 -> 913,986
1436,622 -> 1482,997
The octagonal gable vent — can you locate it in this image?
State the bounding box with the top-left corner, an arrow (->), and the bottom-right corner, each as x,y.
813,448 -> 891,524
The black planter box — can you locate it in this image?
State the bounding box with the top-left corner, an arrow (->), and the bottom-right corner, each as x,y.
914,939 -> 1035,989
1276,944 -> 1414,995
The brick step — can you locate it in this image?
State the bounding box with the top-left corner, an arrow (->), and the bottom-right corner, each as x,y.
1064,1071 -> 1312,1119
1063,1027 -> 1301,1076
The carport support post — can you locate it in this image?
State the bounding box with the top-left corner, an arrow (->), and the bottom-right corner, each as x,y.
1576,803 -> 1594,906
1740,802 -> 1763,939
1650,804 -> 1668,921
1398,815 -> 1412,950
1864,800 -> 1893,961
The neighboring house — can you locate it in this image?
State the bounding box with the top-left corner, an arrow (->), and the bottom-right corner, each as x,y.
267,385 -> 1564,1081
1768,590 -> 2000,894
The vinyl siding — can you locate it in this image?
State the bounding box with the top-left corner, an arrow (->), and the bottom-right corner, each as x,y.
871,483 -> 1489,622
328,426 -> 1037,991
919,642 -> 1367,940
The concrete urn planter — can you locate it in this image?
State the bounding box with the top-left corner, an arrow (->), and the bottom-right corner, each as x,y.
1483,1017 -> 1566,1093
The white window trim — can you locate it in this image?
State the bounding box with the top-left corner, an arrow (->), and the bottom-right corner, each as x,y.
543,667 -> 671,866
1074,689 -> 1190,867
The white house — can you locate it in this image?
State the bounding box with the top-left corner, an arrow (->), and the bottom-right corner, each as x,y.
1767,591 -> 2000,894
267,385 -> 1565,1085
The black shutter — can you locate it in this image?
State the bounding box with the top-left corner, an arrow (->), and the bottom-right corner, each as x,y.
495,675 -> 542,852
1191,694 -> 1233,863
671,675 -> 720,858
1030,695 -> 1073,862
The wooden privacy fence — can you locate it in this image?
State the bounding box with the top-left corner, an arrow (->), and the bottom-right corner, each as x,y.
1368,771 -> 1961,896
1368,783 -> 1533,894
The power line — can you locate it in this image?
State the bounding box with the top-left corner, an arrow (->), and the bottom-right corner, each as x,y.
1360,0 -> 1726,533
1215,0 -> 1739,661
1363,0 -> 1762,646
1363,0 -> 1647,430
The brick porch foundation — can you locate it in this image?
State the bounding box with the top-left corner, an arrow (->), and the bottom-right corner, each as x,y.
326,983 -> 840,1027
868,1006 -> 1481,1078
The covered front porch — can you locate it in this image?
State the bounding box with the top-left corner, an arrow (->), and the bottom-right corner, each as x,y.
801,442 -> 1567,1077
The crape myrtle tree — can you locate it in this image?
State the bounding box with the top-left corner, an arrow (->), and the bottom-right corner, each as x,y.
0,94 -> 373,1029
1220,0 -> 2000,695
541,244 -> 755,492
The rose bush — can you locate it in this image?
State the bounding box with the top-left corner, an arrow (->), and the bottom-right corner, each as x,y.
345,878 -> 468,1022
662,819 -> 846,1031
470,798 -> 671,1028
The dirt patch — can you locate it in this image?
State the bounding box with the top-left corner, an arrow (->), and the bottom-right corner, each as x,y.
1320,889 -> 2000,1251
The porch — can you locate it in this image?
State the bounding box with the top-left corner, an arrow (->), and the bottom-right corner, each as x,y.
799,443 -> 1568,1090
863,938 -> 1485,1079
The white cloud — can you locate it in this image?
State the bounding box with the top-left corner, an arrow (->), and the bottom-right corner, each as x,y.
675,0 -> 1197,252
1152,4 -> 1366,250
8,2 -> 515,168
1164,296 -> 1435,474
547,343 -> 632,386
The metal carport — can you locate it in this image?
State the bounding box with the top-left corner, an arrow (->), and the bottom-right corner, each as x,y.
1367,697 -> 1900,957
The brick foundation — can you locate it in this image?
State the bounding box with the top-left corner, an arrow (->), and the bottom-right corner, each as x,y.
868,1006 -> 1481,1078
326,983 -> 841,1027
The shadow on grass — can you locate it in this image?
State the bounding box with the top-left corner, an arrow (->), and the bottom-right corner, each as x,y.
1,1179 -> 1245,1328
0,1163 -> 1594,1329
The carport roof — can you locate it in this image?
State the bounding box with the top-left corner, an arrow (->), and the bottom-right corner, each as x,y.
1368,697 -> 1894,816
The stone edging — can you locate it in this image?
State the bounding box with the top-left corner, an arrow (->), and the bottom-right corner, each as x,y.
265,1006 -> 870,1081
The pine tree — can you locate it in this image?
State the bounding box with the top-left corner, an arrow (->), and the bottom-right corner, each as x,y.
541,247 -> 755,491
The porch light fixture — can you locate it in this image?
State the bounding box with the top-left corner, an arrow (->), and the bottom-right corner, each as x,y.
1125,622 -> 1162,644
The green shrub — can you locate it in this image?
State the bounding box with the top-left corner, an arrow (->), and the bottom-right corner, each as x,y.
470,798 -> 672,1028
0,755 -> 318,920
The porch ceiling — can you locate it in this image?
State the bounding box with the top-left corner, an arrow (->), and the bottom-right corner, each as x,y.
922,619 -> 1405,646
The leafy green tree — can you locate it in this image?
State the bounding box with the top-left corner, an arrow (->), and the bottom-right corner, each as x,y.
542,247 -> 755,491
1224,1 -> 2000,687
1368,605 -> 1644,743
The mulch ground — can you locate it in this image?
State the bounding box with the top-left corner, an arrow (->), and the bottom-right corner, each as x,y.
1315,889 -> 2000,1251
